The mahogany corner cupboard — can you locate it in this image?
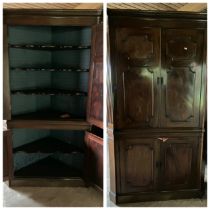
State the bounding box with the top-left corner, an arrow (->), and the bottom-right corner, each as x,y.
108,9 -> 207,204
3,9 -> 103,190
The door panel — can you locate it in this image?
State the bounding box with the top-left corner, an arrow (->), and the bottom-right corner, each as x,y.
115,28 -> 161,129
85,132 -> 103,189
161,29 -> 204,127
87,23 -> 103,129
119,137 -> 158,193
159,137 -> 200,190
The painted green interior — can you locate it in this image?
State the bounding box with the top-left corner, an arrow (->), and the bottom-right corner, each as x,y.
12,129 -> 85,175
8,26 -> 91,178
9,26 -> 91,118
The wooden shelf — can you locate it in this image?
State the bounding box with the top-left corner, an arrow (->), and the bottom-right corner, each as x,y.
9,44 -> 91,50
11,89 -> 87,96
11,67 -> 89,72
12,110 -> 85,120
13,137 -> 84,154
14,157 -> 82,178
8,110 -> 89,130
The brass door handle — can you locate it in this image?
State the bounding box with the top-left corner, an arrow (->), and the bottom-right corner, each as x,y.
162,137 -> 168,142
157,137 -> 168,142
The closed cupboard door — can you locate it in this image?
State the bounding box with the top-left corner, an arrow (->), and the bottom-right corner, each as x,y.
161,29 -> 204,127
87,23 -> 103,129
159,137 -> 201,190
85,132 -> 103,189
119,137 -> 158,193
114,28 -> 161,129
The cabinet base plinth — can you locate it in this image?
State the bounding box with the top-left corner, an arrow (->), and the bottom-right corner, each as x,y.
10,178 -> 85,187
110,189 -> 202,204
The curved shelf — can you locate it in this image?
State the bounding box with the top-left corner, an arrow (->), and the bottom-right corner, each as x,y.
9,44 -> 91,50
13,137 -> 84,154
11,89 -> 87,96
14,157 -> 83,178
11,67 -> 89,72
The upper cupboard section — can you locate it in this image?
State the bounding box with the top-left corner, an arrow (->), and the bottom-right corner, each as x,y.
8,26 -> 91,120
112,26 -> 205,129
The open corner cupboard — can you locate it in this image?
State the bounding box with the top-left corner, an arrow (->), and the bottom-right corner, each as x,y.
3,9 -> 103,189
108,10 -> 207,203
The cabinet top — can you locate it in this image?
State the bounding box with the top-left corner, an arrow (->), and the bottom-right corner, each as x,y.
107,9 -> 207,20
4,8 -> 103,17
3,9 -> 103,26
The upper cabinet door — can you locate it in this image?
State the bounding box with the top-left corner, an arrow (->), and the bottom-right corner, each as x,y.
161,29 -> 204,127
114,28 -> 161,129
87,23 -> 103,129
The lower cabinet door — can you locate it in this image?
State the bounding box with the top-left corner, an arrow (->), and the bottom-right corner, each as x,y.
159,136 -> 201,190
119,137 -> 158,193
85,132 -> 103,189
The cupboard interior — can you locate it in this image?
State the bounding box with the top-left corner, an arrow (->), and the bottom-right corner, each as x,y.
8,26 -> 91,120
12,128 -> 85,178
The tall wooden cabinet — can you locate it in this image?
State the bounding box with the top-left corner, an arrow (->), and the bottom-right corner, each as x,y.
3,9 -> 103,190
108,10 -> 206,204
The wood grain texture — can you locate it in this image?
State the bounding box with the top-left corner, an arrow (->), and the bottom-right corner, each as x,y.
118,137 -> 158,193
108,10 -> 206,204
113,27 -> 160,129
161,29 -> 204,127
87,23 -> 103,129
159,137 -> 200,190
3,24 -> 11,120
85,132 -> 103,189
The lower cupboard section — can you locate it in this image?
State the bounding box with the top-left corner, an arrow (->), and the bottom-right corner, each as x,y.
115,132 -> 203,196
10,128 -> 86,182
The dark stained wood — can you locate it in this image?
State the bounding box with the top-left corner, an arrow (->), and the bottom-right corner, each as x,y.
87,23 -> 103,129
199,29 -> 207,128
3,24 -> 11,120
85,131 -> 103,189
10,178 -> 85,187
4,9 -> 104,190
7,120 -> 90,130
160,29 -> 204,127
4,9 -> 102,16
6,130 -> 14,186
107,29 -> 114,127
108,10 -> 206,204
4,9 -> 102,26
107,9 -> 207,19
108,133 -> 116,197
118,137 -> 158,193
113,189 -> 202,204
113,27 -> 161,129
159,136 -> 200,190
3,131 -> 9,180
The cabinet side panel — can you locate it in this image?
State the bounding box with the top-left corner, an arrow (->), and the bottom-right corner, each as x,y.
87,23 -> 103,129
3,24 -> 11,119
